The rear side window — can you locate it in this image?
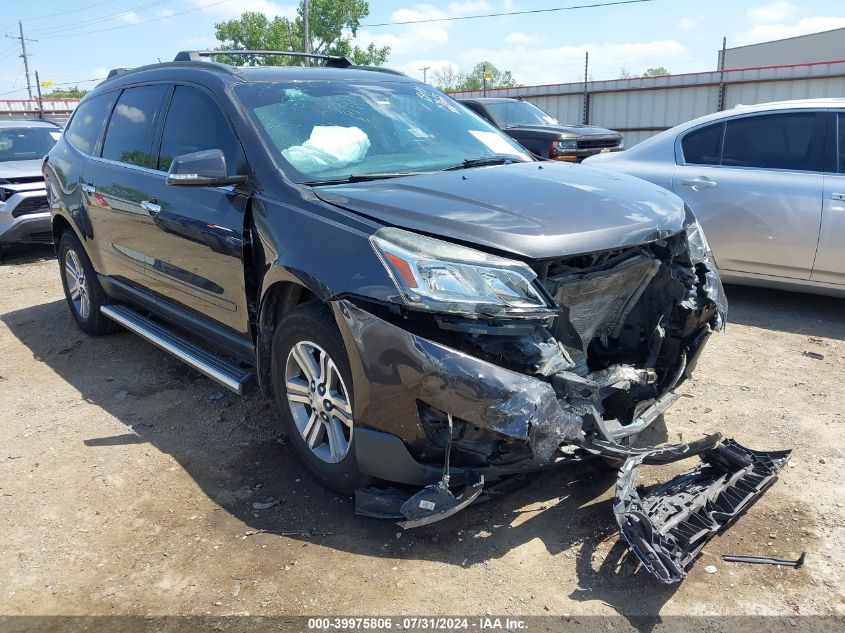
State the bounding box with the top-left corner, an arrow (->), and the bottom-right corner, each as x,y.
722,113 -> 821,171
681,123 -> 723,165
839,113 -> 845,173
102,85 -> 168,168
65,92 -> 116,155
157,86 -> 246,175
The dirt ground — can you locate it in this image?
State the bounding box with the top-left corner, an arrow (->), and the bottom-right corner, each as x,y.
1,245 -> 843,619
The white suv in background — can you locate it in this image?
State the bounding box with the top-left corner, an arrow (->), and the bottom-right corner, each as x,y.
0,119 -> 62,251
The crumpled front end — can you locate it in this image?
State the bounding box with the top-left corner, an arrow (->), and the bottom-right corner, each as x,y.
331,220 -> 784,581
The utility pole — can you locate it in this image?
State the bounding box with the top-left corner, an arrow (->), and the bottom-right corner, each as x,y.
482,63 -> 487,97
419,66 -> 429,83
582,51 -> 589,125
302,0 -> 311,65
34,70 -> 44,119
717,36 -> 727,111
6,21 -> 37,100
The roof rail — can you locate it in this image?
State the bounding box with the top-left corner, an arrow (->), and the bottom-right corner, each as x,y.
174,50 -> 354,68
107,68 -> 131,79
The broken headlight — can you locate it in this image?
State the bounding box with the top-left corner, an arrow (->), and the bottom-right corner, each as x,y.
370,227 -> 550,316
685,217 -> 713,262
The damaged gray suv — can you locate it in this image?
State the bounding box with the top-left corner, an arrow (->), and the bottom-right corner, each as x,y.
45,51 -> 789,583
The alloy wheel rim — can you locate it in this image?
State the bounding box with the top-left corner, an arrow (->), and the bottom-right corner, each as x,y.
65,249 -> 91,320
284,340 -> 353,464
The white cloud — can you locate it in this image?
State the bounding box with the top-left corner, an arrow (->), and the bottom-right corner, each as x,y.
447,0 -> 491,13
181,35 -> 219,48
677,17 -> 698,31
454,40 -> 690,85
157,9 -> 175,18
121,11 -> 141,24
397,59 -> 460,82
504,32 -> 537,45
746,1 -> 801,24
736,16 -> 845,45
187,0 -> 296,20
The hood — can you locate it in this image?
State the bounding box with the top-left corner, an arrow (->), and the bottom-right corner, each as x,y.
0,159 -> 44,181
506,124 -> 620,138
313,161 -> 686,260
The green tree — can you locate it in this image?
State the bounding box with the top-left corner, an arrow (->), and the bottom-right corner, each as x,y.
433,61 -> 517,92
42,86 -> 87,99
642,66 -> 669,77
213,0 -> 389,66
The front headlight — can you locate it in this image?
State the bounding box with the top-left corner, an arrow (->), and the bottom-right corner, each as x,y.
685,216 -> 712,262
557,138 -> 578,150
370,227 -> 550,316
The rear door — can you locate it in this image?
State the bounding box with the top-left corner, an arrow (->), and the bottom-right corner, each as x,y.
82,84 -> 169,286
812,111 -> 845,285
672,112 -> 825,280
131,84 -> 251,335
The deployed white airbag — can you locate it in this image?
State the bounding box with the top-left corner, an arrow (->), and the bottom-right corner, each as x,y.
282,125 -> 371,172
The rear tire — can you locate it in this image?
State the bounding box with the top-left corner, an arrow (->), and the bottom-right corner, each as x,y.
271,302 -> 371,495
57,231 -> 118,336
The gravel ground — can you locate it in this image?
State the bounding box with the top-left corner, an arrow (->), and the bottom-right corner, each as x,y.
1,245 -> 843,619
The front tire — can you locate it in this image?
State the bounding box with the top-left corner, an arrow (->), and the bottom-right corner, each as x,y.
57,231 -> 118,336
271,302 -> 370,495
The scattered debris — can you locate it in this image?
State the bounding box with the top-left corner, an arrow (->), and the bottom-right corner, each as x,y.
722,552 -> 805,569
704,565 -> 718,574
819,457 -> 827,464
802,351 -> 824,361
251,500 -> 280,510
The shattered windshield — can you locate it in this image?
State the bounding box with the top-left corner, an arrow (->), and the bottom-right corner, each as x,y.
484,100 -> 559,129
233,80 -> 531,184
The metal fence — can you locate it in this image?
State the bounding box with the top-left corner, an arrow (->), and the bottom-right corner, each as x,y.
449,59 -> 845,147
0,99 -> 80,126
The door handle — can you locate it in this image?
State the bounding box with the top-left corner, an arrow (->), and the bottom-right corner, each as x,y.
141,200 -> 161,216
681,177 -> 717,190
81,182 -> 96,195
832,193 -> 845,202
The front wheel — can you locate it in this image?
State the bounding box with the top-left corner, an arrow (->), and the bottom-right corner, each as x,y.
57,231 -> 118,336
271,302 -> 371,494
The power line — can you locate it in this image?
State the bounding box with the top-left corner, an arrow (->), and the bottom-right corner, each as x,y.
29,0 -> 174,35
362,0 -> 657,27
18,0 -> 119,23
0,76 -> 105,98
40,0 -> 232,39
5,22 -> 36,100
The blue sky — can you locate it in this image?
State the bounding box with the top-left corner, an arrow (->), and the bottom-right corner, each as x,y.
1,0 -> 844,97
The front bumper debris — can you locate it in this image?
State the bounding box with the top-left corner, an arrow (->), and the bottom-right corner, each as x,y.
614,438 -> 791,583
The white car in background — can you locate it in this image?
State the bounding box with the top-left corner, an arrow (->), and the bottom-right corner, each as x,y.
0,119 -> 61,252
585,99 -> 845,296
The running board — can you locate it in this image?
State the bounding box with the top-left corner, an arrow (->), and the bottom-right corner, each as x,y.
100,305 -> 254,395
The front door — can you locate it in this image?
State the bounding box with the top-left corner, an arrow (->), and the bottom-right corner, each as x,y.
82,84 -> 170,287
672,112 -> 825,280
812,111 -> 845,285
132,84 -> 251,336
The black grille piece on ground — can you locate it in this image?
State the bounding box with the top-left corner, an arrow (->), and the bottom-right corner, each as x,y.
614,438 -> 791,583
11,196 -> 48,218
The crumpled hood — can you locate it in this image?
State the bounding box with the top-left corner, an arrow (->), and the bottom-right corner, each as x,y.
507,123 -> 620,138
313,161 -> 686,259
0,159 -> 44,181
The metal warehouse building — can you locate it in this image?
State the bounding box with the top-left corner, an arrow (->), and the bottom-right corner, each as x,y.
450,29 -> 845,147
719,27 -> 845,69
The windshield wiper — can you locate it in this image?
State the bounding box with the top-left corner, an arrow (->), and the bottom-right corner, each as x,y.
304,172 -> 424,186
443,157 -> 516,171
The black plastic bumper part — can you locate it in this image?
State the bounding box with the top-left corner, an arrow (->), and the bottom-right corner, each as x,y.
613,438 -> 791,583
